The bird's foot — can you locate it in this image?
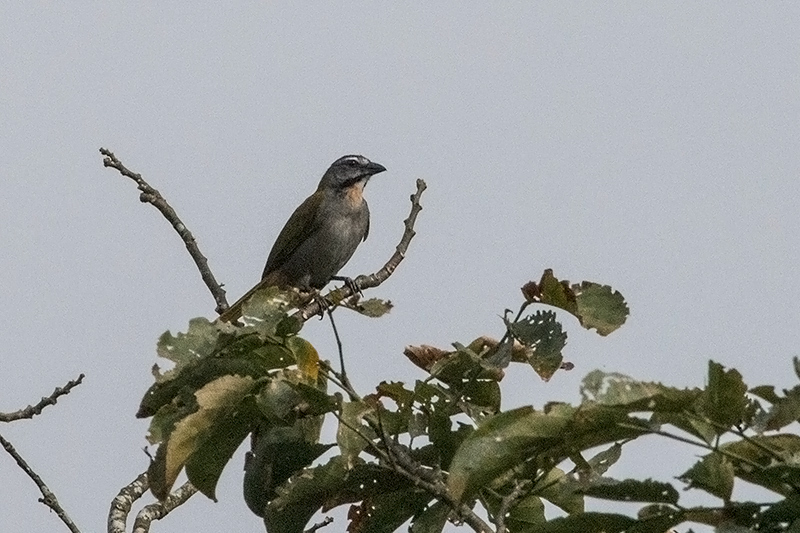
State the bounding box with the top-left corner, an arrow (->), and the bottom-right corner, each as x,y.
330,275 -> 362,297
313,293 -> 333,319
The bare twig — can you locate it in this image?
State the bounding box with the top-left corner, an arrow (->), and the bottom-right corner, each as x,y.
1,374 -> 85,423
319,361 -> 360,403
108,472 -> 149,533
107,473 -> 198,533
99,148 -> 229,313
132,482 -> 198,533
494,481 -> 531,533
305,516 -> 334,532
0,432 -> 81,533
327,310 -> 354,392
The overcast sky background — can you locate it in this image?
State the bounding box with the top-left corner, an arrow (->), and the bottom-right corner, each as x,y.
2,3 -> 799,533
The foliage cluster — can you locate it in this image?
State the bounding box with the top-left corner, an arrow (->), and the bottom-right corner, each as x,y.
138,271 -> 800,533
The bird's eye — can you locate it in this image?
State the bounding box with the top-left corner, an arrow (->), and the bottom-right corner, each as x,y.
347,159 -> 359,167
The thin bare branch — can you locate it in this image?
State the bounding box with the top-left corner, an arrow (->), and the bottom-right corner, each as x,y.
99,148 -> 228,313
108,472 -> 148,533
1,374 -> 85,423
131,482 -> 198,533
327,310 -> 354,392
108,473 -> 198,533
0,432 -> 81,533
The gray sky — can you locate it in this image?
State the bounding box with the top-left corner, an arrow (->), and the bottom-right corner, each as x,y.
2,3 -> 799,532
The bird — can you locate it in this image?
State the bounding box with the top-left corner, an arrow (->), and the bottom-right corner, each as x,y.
218,154 -> 386,323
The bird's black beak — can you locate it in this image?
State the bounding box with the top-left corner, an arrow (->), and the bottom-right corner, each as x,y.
367,162 -> 387,175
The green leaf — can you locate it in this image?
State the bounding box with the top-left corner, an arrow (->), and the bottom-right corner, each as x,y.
145,387 -> 198,445
376,381 -> 415,406
522,271 -> 628,336
527,512 -> 635,533
531,467 -> 584,514
679,451 -> 734,501
507,310 -> 566,381
243,423 -> 333,517
537,269 -> 579,315
507,310 -> 566,353
447,406 -> 569,502
720,434 -> 800,496
587,443 -> 623,477
255,378 -> 303,423
284,336 -> 319,382
337,401 -> 376,467
482,489 -> 547,533
263,457 -> 413,533
323,463 -> 415,510
289,381 -> 340,417
275,314 -> 303,337
408,412 -> 428,439
482,336 -> 514,369
409,501 -> 449,533
148,374 -> 257,499
137,338 -> 295,419
698,361 -> 749,432
554,404 -> 647,457
760,494 -> 800,524
429,415 -> 473,470
156,317 -> 220,369
347,490 -> 432,533
750,385 -> 782,403
651,411 -> 717,446
571,281 -> 629,336
627,511 -> 685,532
761,463 -> 800,488
505,494 -> 546,532
373,381 -> 420,436
185,395 -> 258,500
347,297 -> 393,318
581,370 -> 702,412
429,344 -> 503,384
263,456 -> 350,533
240,286 -> 300,333
460,380 -> 501,416
755,386 -> 800,432
582,478 -> 679,504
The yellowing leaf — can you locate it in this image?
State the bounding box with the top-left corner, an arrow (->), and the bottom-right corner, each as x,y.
156,375 -> 256,498
288,337 -> 319,383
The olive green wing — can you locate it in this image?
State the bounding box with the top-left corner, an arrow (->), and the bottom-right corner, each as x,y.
262,191 -> 324,279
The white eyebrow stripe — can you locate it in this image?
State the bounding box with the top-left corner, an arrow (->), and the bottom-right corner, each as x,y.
334,155 -> 370,166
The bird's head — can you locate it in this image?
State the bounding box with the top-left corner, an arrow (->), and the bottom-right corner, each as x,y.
317,155 -> 386,192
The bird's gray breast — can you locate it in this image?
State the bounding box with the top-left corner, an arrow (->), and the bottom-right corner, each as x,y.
287,193 -> 369,289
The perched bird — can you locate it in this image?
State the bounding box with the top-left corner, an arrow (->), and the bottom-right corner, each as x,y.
218,154 -> 386,322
